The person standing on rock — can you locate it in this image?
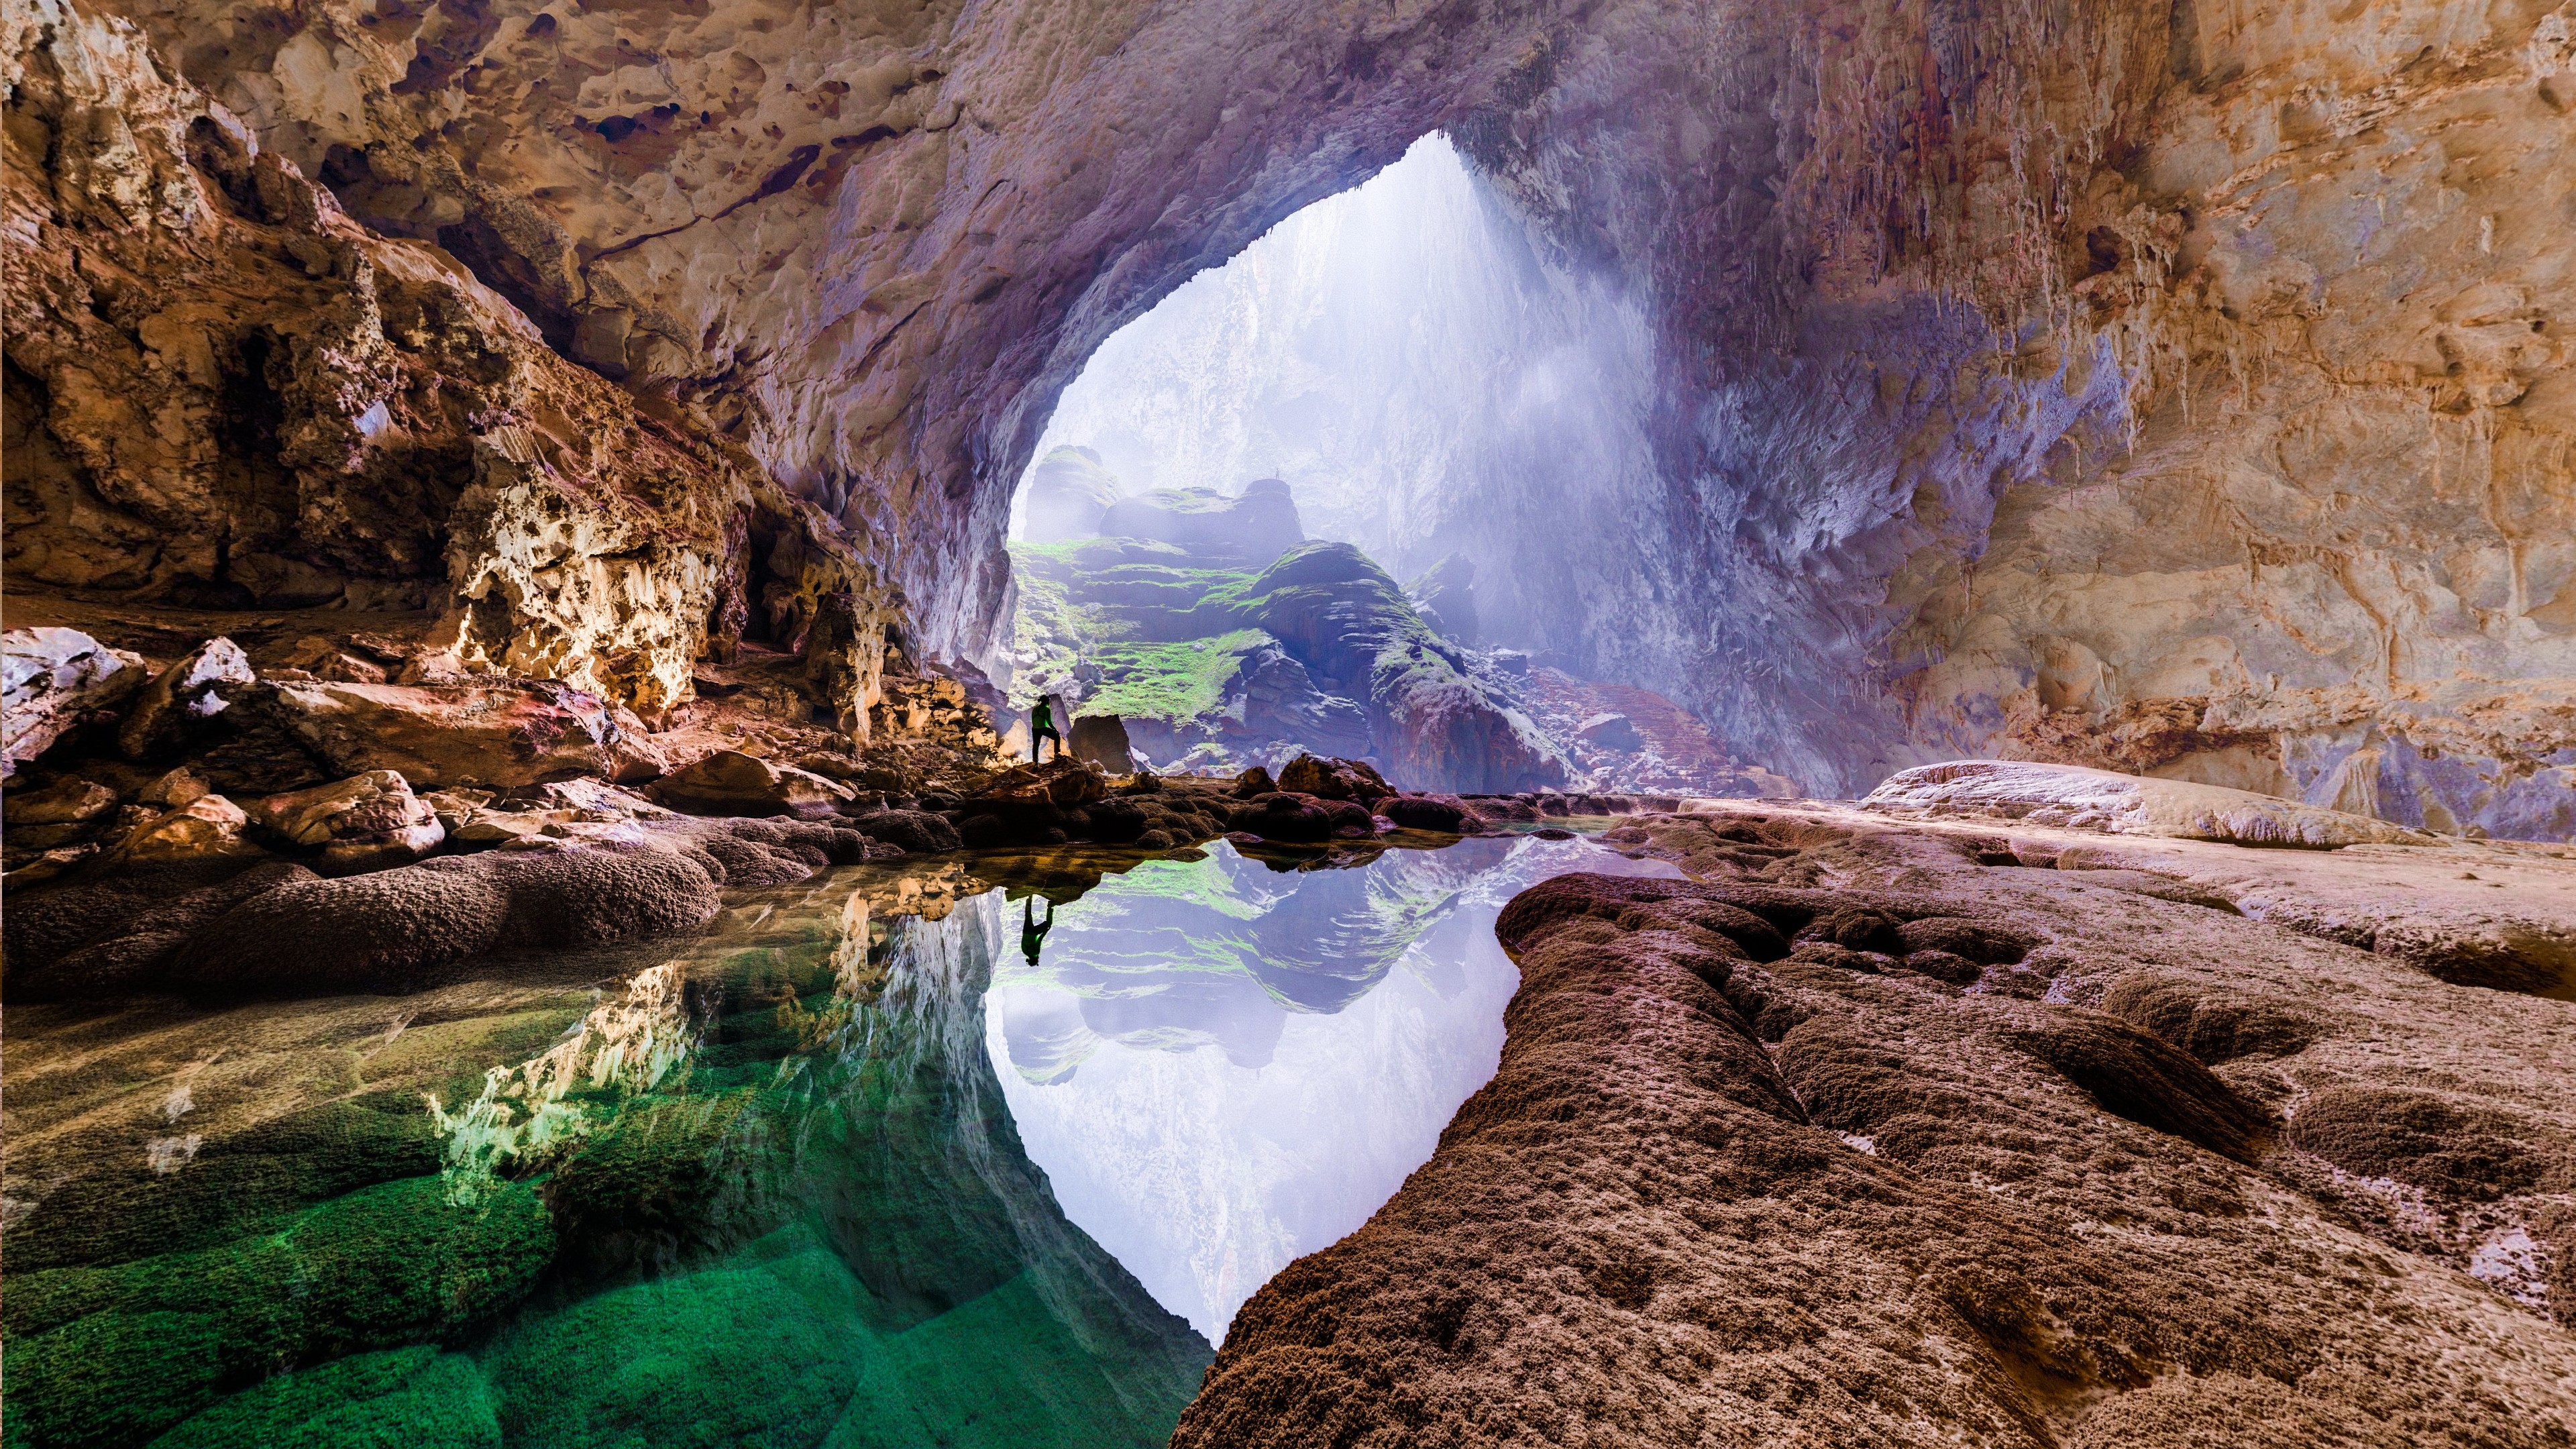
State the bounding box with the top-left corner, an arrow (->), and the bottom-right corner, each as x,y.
1022,896 -> 1055,965
1030,694 -> 1064,763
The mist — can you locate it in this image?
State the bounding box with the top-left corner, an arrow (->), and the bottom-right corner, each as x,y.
1012,133 -> 1674,671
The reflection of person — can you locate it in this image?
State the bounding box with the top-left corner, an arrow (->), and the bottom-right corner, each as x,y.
1021,896 -> 1055,965
1031,696 -> 1063,763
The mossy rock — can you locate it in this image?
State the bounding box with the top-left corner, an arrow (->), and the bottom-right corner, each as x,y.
480,1233 -> 871,1449
3,1177 -> 553,1449
545,1089 -> 773,1275
6,1095 -> 443,1274
146,1348 -> 501,1449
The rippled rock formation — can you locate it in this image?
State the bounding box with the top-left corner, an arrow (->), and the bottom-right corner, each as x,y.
1181,804 -> 2576,1444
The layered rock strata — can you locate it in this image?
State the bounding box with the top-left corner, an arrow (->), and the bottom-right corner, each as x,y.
1180,801 -> 2576,1444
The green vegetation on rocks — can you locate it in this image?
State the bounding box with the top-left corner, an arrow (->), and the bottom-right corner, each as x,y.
3,1177 -> 553,1449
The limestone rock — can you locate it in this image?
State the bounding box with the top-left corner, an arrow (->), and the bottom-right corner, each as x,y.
1066,714 -> 1134,773
5,777 -> 119,826
247,770 -> 444,873
115,794 -> 262,865
1574,712 -> 1643,753
140,767 -> 215,809
649,749 -> 853,816
976,757 -> 1109,808
1277,753 -> 1392,802
1099,479 -> 1303,564
1020,447 -> 1123,543
3,628 -> 145,774
1864,759 -> 2436,849
1181,810 -> 2576,1444
252,680 -> 665,790
117,637 -> 254,760
1232,791 -> 1371,843
277,635 -> 390,684
1373,793 -> 1487,834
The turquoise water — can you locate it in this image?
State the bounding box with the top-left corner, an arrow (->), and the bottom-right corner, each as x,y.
1,834 -> 1671,1447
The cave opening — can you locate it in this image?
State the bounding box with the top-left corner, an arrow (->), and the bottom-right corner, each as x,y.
994,135 -> 1759,796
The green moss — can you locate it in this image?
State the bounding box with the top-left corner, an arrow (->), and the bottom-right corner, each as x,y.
1083,630 -> 1272,722
3,1178 -> 553,1449
146,1348 -> 502,1449
479,1228 -> 872,1449
478,1224 -> 1203,1449
5,1096 -> 445,1274
545,1089 -> 767,1265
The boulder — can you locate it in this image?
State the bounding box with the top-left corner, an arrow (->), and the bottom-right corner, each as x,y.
1278,753 -> 1392,802
2,628 -> 146,775
7,777 -> 119,826
277,635 -> 391,684
1375,793 -> 1487,833
649,749 -> 854,816
1575,712 -> 1644,753
115,794 -> 265,865
248,770 -> 446,873
140,767 -> 215,808
118,638 -> 256,759
244,680 -> 667,790
840,808 -> 962,854
1863,759 -> 2437,848
1069,714 -> 1134,772
977,757 -> 1110,808
1233,765 -> 1278,798
1234,791 -> 1371,842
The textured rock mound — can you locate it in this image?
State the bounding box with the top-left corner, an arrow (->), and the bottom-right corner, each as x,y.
1180,819 -> 2576,1444
1865,759 -> 2437,847
4,816 -> 883,998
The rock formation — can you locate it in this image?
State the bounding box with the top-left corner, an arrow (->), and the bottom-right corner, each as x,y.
7,0 -> 2571,834
1006,478 -> 1565,791
1179,800 -> 2576,1444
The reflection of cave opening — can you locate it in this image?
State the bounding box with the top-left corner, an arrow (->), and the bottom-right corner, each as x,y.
995,136 -> 1771,797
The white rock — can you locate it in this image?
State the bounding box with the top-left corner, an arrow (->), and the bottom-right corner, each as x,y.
1862,760 -> 2438,849
3,628 -> 146,774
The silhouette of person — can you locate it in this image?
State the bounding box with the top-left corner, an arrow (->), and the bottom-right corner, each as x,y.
1021,896 -> 1055,965
1030,696 -> 1063,763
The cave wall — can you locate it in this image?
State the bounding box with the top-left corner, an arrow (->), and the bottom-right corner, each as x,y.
7,0 -> 2573,830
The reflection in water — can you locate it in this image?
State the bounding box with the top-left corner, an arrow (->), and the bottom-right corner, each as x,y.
0,834 -> 1668,1446
985,835 -> 1681,1341
2,858 -> 1206,1449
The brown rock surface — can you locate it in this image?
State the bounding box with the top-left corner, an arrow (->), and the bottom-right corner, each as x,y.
241,678 -> 665,789
246,767 -> 443,871
112,792 -> 263,865
115,635 -> 254,759
647,747 -> 852,816
1179,800 -> 2576,1445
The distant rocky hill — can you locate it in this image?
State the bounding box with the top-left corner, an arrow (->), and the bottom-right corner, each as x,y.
1005,457 -> 1563,793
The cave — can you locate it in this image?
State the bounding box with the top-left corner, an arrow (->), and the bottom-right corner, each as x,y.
5,0 -> 2576,1443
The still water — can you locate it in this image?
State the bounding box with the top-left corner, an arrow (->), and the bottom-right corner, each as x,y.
1,832 -> 1674,1448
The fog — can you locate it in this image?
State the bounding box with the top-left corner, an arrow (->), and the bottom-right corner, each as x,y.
1014,133 -> 1673,667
